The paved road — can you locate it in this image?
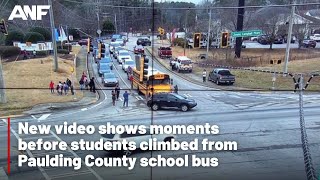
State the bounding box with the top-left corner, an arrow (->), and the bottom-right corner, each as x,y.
0,35 -> 319,180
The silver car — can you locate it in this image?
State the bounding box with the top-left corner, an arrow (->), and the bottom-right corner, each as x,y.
102,73 -> 118,87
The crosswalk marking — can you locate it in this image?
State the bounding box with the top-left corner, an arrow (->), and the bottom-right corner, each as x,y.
119,97 -> 124,101
38,114 -> 51,121
183,93 -> 192,98
135,95 -> 144,100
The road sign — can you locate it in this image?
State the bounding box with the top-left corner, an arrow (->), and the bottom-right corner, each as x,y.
97,29 -> 102,35
231,30 -> 262,38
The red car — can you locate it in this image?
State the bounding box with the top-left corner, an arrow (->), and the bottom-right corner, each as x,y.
78,39 -> 88,46
158,46 -> 172,58
134,45 -> 144,54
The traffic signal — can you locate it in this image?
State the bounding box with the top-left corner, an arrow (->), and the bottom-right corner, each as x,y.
160,28 -> 165,35
140,55 -> 149,82
98,43 -> 105,59
221,32 -> 229,48
0,19 -> 8,35
87,38 -> 93,53
194,33 -> 201,48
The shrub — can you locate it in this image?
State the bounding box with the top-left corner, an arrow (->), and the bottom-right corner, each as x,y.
173,38 -> 186,47
36,51 -> 48,56
5,31 -> 25,45
0,46 -> 21,58
24,32 -> 45,43
29,27 -> 51,41
57,49 -> 69,54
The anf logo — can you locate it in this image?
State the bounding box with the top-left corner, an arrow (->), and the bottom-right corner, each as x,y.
8,5 -> 50,21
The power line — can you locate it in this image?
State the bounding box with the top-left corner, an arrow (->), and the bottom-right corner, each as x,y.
61,0 -> 320,10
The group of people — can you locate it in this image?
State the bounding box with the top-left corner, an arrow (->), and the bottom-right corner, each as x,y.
49,78 -> 74,95
111,85 -> 130,107
79,72 -> 96,93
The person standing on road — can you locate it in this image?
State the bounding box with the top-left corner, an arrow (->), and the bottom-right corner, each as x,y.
60,82 -> 64,95
174,84 -> 178,93
70,84 -> 74,95
111,90 -> 116,106
115,85 -> 120,100
23,49 -> 27,60
123,91 -> 129,107
49,81 -> 54,93
66,78 -> 72,87
202,69 -> 207,82
79,78 -> 84,90
89,77 -> 96,93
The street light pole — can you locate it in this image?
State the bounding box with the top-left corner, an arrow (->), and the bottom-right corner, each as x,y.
96,12 -> 101,39
206,8 -> 212,60
283,4 -> 295,74
48,0 -> 58,72
114,14 -> 118,34
184,9 -> 189,56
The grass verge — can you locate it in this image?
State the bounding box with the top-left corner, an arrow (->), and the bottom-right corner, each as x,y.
0,55 -> 84,117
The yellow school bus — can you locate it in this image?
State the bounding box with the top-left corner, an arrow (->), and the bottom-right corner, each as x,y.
132,68 -> 172,96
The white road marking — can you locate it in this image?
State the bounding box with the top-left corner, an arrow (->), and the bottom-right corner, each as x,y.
49,130 -> 103,180
183,94 -> 192,98
2,119 -> 51,180
38,114 -> 51,121
31,115 -> 37,120
119,97 -> 124,101
81,108 -> 88,111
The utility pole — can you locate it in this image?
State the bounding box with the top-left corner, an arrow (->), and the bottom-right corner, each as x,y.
48,0 -> 58,72
0,56 -> 6,103
235,0 -> 245,58
114,14 -> 118,34
206,8 -> 212,60
184,8 -> 189,56
96,0 -> 101,39
283,4 -> 295,74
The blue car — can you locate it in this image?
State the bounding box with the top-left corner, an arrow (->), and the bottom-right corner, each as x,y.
99,63 -> 111,76
99,57 -> 113,70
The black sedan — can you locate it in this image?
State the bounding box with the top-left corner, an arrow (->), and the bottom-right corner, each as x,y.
147,93 -> 197,112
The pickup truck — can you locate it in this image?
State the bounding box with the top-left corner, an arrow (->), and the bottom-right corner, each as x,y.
158,46 -> 172,58
208,68 -> 235,85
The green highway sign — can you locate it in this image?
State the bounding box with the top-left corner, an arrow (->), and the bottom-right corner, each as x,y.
231,30 -> 262,37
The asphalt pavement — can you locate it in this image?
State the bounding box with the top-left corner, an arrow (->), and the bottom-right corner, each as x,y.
0,35 -> 319,180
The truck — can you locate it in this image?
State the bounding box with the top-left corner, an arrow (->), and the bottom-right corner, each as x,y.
171,56 -> 193,73
208,68 -> 235,85
158,46 -> 172,58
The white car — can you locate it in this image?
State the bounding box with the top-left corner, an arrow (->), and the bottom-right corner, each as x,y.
101,128 -> 175,156
122,59 -> 135,72
109,42 -> 121,54
117,50 -> 131,64
310,34 -> 320,42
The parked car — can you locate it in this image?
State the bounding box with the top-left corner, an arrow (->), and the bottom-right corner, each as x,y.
137,37 -> 151,46
208,68 -> 235,85
98,63 -> 111,76
273,36 -> 284,44
250,36 -> 258,41
310,34 -> 320,42
283,36 -> 296,43
147,93 -> 197,112
101,128 -> 174,156
302,39 -> 316,48
117,50 -> 131,64
257,35 -> 271,45
78,39 -> 88,46
134,45 -> 145,54
158,46 -> 172,58
122,59 -> 135,72
102,73 -> 118,87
